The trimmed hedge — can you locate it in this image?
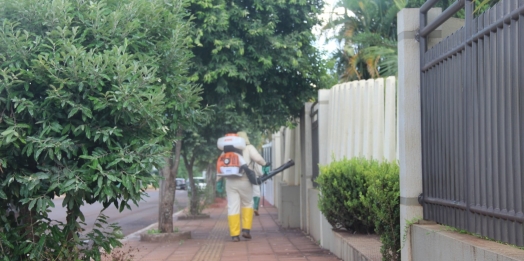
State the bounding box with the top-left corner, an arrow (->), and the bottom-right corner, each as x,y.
317,158 -> 400,261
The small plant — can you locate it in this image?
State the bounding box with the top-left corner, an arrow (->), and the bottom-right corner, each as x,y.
187,185 -> 214,216
174,227 -> 179,233
147,229 -> 161,235
401,216 -> 422,251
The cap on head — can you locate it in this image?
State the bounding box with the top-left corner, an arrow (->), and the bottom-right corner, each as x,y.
236,131 -> 250,145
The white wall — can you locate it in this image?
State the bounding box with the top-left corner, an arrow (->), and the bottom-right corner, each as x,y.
271,77 -> 399,253
323,77 -> 398,162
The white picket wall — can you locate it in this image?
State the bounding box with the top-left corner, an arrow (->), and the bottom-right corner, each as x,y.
326,76 -> 398,163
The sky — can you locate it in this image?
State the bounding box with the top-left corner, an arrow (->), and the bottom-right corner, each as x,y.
313,0 -> 345,56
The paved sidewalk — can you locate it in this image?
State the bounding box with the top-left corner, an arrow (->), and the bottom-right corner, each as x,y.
105,199 -> 341,261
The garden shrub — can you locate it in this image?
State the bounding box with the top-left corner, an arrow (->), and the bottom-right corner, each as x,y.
362,160 -> 400,261
317,157 -> 375,233
0,0 -> 195,260
317,157 -> 400,261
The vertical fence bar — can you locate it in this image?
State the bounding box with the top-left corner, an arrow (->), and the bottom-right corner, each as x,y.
425,47 -> 433,220
348,82 -> 356,159
342,83 -> 350,159
491,3 -> 502,241
470,9 -> 484,234
496,1 -> 506,242
478,10 -> 487,237
503,0 -> 515,244
517,0 -> 524,246
513,1 -> 524,246
384,77 -> 396,162
447,36 -> 453,226
420,9 -> 428,221
437,38 -> 444,225
463,0 -> 473,232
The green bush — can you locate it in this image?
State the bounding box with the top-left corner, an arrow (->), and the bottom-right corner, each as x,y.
316,158 -> 400,261
317,158 -> 375,233
0,0 -> 195,260
361,160 -> 400,261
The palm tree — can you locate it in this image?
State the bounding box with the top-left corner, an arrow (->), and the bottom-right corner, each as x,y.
323,0 -> 406,82
324,0 -> 497,83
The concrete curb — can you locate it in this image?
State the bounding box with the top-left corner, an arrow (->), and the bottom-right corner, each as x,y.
121,209 -> 184,243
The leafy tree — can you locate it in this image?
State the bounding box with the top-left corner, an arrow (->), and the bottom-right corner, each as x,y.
189,0 -> 328,129
0,0 -> 197,259
176,0 -> 330,216
325,0 -> 498,82
323,0 -> 406,81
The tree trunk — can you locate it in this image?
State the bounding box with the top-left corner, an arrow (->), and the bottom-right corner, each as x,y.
184,154 -> 199,216
158,127 -> 183,233
206,163 -> 217,200
19,205 -> 39,243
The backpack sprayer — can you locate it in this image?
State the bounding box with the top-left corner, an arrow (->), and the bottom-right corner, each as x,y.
216,134 -> 295,185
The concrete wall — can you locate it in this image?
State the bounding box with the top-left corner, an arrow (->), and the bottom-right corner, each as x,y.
278,182 -> 300,228
308,188 -> 321,241
269,77 -> 399,252
411,224 -> 524,261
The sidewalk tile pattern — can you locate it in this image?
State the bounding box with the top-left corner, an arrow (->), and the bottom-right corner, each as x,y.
104,201 -> 342,261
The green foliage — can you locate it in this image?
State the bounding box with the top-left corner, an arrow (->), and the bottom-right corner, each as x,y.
317,158 -> 375,233
317,157 -> 400,261
147,229 -> 161,235
180,0 -> 329,211
187,0 -> 327,132
361,160 -> 400,261
324,0 -> 405,81
186,183 -> 213,215
0,0 -> 196,259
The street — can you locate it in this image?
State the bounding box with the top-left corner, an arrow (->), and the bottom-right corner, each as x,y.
48,189 -> 189,236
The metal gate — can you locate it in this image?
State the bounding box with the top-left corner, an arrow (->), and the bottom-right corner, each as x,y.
419,0 -> 524,246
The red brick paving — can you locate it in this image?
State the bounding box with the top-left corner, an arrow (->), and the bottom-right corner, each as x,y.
103,198 -> 342,261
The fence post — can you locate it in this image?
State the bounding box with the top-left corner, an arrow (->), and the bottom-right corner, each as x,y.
300,103 -> 314,232
398,8 -> 424,261
272,129 -> 283,208
317,89 -> 332,249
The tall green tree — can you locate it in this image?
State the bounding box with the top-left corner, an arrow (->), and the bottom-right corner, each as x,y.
325,0 -> 497,82
179,0 -> 329,215
0,0 -> 198,259
324,0 -> 406,81
189,0 -> 328,129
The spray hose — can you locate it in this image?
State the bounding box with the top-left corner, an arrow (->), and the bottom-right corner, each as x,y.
256,160 -> 295,184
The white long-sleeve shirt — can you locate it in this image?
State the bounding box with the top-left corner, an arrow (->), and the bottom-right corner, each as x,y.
242,144 -> 266,176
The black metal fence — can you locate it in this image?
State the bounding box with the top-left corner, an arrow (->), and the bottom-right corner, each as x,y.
419,0 -> 524,246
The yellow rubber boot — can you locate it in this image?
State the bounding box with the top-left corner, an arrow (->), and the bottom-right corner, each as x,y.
241,207 -> 254,230
228,214 -> 241,237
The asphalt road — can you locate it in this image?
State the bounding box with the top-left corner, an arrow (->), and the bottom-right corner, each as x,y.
48,189 -> 189,236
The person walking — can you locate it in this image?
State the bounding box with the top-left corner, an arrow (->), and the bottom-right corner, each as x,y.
237,131 -> 267,216
216,133 -> 258,242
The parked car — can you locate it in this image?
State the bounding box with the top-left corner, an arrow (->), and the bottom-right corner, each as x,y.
176,178 -> 186,190
187,177 -> 206,192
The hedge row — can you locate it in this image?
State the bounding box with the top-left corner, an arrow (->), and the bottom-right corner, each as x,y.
317,157 -> 400,261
